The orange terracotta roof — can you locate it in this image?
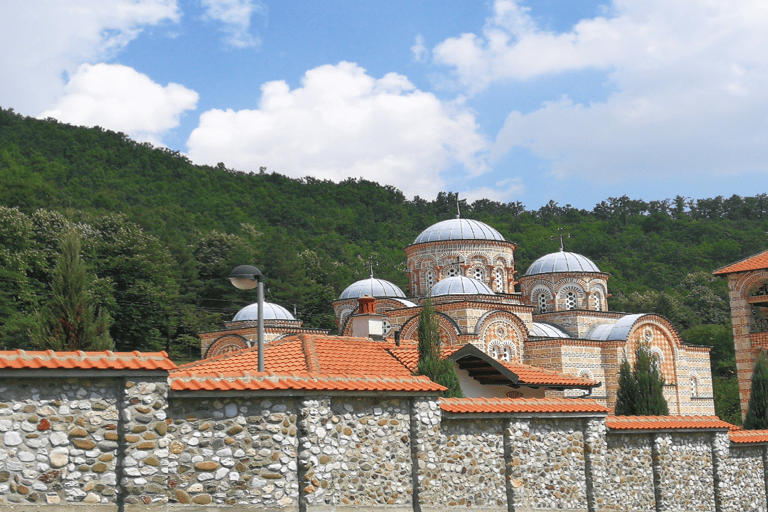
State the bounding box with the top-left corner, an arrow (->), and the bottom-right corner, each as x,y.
170,370 -> 445,393
0,350 -> 177,371
606,415 -> 733,431
178,334 -> 416,378
440,397 -> 609,414
498,361 -> 598,387
729,429 -> 768,444
387,343 -> 460,373
713,249 -> 768,275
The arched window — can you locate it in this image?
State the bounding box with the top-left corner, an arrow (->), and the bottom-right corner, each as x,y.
494,268 -> 504,293
489,344 -> 500,359
592,291 -> 602,311
446,266 -> 460,278
426,270 -> 435,292
565,291 -> 577,310
538,293 -> 548,314
690,375 -> 699,397
501,345 -> 513,362
472,267 -> 484,282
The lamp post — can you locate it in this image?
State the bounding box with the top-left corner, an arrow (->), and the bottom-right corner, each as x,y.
228,265 -> 265,372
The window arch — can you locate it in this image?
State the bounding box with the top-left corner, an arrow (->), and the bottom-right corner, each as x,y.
488,340 -> 517,363
493,267 -> 504,293
592,291 -> 602,311
472,267 -> 484,282
538,293 -> 548,313
445,266 -> 460,278
425,270 -> 436,292
565,291 -> 577,310
690,374 -> 699,398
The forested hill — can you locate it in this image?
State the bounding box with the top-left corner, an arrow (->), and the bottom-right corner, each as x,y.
1,107 -> 766,376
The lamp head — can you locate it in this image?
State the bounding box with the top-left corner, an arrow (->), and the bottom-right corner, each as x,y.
228,265 -> 263,290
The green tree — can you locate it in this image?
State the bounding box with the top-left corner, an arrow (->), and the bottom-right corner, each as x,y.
32,230 -> 112,351
614,343 -> 669,416
744,351 -> 768,429
415,296 -> 462,398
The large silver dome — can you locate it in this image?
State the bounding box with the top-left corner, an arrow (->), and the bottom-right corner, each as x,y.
339,278 -> 406,300
413,219 -> 505,244
525,251 -> 601,276
233,302 -> 296,321
431,276 -> 495,296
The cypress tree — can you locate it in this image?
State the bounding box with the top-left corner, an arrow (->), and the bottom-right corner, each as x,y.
614,343 -> 669,416
33,230 -> 112,351
416,295 -> 462,398
744,351 -> 768,429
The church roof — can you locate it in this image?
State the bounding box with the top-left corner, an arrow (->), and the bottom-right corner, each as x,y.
413,219 -> 505,244
431,276 -> 495,296
583,314 -> 644,341
339,277 -> 406,300
233,302 -> 296,321
713,248 -> 768,275
525,250 -> 602,276
529,322 -> 572,338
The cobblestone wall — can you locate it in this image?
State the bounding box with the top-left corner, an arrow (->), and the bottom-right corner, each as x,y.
599,433 -> 655,511
0,377 -> 122,506
718,441 -> 767,512
167,396 -> 299,508
0,375 -> 767,511
433,418 -> 506,508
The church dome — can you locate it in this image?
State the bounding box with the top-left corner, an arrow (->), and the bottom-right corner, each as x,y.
339,278 -> 406,300
525,251 -> 601,276
233,302 -> 295,321
413,219 -> 505,244
431,276 -> 495,296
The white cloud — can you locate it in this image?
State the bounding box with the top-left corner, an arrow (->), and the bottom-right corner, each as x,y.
40,64 -> 198,145
462,178 -> 526,204
186,62 -> 488,199
0,0 -> 179,116
411,35 -> 428,63
201,0 -> 264,48
432,0 -> 768,182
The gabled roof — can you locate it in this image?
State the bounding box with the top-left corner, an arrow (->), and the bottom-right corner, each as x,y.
448,344 -> 599,389
440,397 -> 609,415
173,334 -> 445,393
179,334 -> 413,377
713,249 -> 768,275
606,415 -> 733,431
0,350 -> 176,371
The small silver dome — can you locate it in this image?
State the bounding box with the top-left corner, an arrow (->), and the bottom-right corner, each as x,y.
413,219 -> 505,244
525,251 -> 601,276
233,302 -> 296,321
339,278 -> 406,300
431,276 -> 495,296
529,322 -> 571,338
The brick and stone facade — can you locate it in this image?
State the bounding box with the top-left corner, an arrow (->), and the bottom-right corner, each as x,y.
714,251 -> 768,420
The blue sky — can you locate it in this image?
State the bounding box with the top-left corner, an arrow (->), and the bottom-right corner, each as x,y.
2,0 -> 766,210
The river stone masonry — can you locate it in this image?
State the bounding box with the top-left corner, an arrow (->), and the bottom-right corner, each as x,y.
0,377 -> 120,506
167,396 -> 299,508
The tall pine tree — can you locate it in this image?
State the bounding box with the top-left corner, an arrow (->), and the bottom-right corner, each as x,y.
614,343 -> 669,416
33,230 -> 112,351
744,351 -> 768,429
416,295 -> 462,398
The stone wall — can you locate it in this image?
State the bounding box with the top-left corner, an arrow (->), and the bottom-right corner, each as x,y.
0,374 -> 767,511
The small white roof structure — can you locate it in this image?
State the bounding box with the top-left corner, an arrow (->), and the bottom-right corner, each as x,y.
431,276 -> 495,296
233,302 -> 296,321
413,219 -> 505,244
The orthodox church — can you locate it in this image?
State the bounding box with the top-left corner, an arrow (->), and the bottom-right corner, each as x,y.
200,217 -> 715,414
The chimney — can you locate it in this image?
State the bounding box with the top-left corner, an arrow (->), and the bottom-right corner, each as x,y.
350,296 -> 386,340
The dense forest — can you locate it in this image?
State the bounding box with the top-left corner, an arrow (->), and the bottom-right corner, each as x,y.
1,107 -> 766,423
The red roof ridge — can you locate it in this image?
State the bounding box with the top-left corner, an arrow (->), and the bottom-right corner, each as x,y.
713,248 -> 768,275
0,350 -> 176,371
300,334 -> 321,373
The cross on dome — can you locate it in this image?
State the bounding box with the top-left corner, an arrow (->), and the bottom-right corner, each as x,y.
551,228 -> 571,252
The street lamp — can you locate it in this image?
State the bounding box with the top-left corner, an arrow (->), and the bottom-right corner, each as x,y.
228,265 -> 265,372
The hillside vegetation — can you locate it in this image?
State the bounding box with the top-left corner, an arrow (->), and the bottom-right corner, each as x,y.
1,107 -> 765,423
